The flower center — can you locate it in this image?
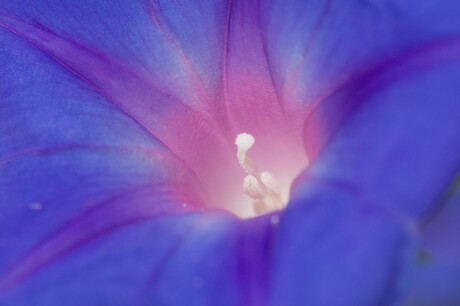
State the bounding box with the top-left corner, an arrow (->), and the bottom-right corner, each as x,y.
235,133 -> 287,216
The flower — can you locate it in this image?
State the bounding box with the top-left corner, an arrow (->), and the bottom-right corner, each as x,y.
1,0 -> 460,305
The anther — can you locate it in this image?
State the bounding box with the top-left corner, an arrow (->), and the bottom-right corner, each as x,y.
242,175 -> 265,199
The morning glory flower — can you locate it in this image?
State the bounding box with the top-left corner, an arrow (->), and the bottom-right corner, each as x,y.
1,0 -> 460,305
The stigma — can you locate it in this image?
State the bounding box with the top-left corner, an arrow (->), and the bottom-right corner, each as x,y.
235,133 -> 285,215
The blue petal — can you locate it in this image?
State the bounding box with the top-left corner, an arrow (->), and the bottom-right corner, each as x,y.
266,1 -> 460,303
303,56 -> 460,219
404,182 -> 460,305
0,0 -> 225,92
0,11 -> 201,303
261,0 -> 460,122
277,37 -> 460,306
2,0 -> 460,305
272,183 -> 412,306
0,212 -> 244,305
0,2 -> 238,304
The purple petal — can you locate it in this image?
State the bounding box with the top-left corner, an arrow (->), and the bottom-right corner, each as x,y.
0,212 -> 237,305
302,57 -> 460,219
0,12 -> 200,299
272,184 -> 411,305
276,35 -> 460,305
1,0 -> 460,305
404,183 -> 460,305
264,1 -> 460,303
260,0 -> 460,154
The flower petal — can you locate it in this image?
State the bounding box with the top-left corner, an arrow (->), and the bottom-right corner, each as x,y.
303,57 -> 460,219
0,211 -> 244,305
266,3 -> 460,302
272,184 -> 411,305
0,18 -> 201,296
2,1 -> 460,305
0,1 -> 244,211
274,48 -> 460,305
404,182 -> 460,305
260,0 -> 460,153
0,0 -> 225,104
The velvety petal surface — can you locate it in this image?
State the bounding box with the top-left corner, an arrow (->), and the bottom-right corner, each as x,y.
264,1 -> 460,303
260,0 -> 460,155
404,181 -> 460,306
0,0 -> 243,213
275,44 -> 460,305
1,0 -> 460,305
0,5 -> 206,303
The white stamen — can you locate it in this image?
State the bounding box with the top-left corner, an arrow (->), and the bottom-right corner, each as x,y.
260,171 -> 284,209
235,133 -> 256,174
260,172 -> 280,196
243,175 -> 265,199
235,133 -> 286,215
253,199 -> 267,215
235,133 -> 255,152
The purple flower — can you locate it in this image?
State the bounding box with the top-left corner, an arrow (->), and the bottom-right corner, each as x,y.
1,0 -> 460,305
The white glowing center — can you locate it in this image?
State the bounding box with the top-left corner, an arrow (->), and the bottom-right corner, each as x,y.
235,133 -> 285,214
